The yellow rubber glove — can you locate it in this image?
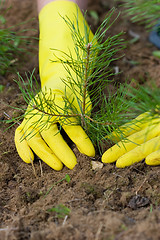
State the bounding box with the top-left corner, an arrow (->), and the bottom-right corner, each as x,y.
102,112 -> 160,168
15,1 -> 95,171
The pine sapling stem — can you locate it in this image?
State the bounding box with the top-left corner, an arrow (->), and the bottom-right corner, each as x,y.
82,43 -> 92,126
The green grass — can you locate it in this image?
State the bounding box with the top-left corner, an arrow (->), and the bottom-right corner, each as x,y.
47,204 -> 71,219
44,174 -> 71,197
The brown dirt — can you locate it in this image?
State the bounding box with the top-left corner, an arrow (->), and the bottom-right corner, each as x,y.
0,0 -> 160,240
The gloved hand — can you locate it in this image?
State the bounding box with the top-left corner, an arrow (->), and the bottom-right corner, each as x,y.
15,1 -> 95,170
102,111 -> 160,167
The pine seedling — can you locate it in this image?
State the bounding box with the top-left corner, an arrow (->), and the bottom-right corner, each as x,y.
122,0 -> 160,29
122,1 -> 160,56
6,8 -> 160,155
12,9 -> 134,147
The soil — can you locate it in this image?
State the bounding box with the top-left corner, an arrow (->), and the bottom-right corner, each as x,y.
0,0 -> 160,240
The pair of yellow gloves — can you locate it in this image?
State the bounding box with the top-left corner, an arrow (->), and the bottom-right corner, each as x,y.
15,1 -> 160,171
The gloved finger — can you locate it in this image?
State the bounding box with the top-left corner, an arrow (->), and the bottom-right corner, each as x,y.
15,125 -> 34,163
145,149 -> 160,166
27,129 -> 63,170
102,123 -> 160,164
107,112 -> 160,142
63,125 -> 95,157
116,136 -> 160,168
41,124 -> 77,169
